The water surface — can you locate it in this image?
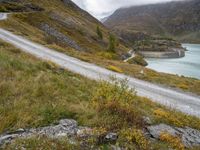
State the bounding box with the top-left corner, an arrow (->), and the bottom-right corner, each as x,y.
146,44 -> 200,79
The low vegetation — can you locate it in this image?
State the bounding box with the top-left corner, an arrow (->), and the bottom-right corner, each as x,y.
106,65 -> 123,73
91,78 -> 144,130
119,128 -> 149,150
96,26 -> 103,40
108,33 -> 116,52
1,41 -> 200,149
0,41 -> 95,132
160,132 -> 185,150
4,136 -> 81,150
0,6 -> 7,12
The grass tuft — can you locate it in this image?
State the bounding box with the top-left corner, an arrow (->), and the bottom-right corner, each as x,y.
107,65 -> 123,73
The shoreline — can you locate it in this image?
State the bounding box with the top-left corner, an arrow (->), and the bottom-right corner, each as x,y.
145,44 -> 200,79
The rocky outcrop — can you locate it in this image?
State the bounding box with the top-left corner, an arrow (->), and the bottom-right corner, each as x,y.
0,119 -> 79,146
0,119 -> 118,147
147,124 -> 200,148
40,23 -> 83,51
1,118 -> 200,148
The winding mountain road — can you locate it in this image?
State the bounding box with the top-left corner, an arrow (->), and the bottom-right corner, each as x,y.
0,13 -> 200,117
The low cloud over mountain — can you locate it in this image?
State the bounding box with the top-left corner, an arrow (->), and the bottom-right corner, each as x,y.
72,0 -> 182,19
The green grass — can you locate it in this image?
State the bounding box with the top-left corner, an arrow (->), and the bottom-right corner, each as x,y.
0,41 -> 96,132
3,136 -> 81,150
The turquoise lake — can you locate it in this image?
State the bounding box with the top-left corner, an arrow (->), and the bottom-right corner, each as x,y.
146,44 -> 200,79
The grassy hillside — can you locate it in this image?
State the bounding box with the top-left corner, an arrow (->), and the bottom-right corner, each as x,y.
0,0 -> 200,96
1,40 -> 200,149
105,0 -> 200,43
0,0 -> 129,57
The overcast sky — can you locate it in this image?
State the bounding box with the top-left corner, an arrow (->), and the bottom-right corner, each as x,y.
71,0 -> 181,19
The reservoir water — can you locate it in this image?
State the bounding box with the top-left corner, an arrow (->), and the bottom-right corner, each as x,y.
146,44 -> 200,79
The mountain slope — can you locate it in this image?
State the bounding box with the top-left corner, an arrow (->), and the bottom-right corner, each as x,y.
105,0 -> 200,43
0,0 -> 129,58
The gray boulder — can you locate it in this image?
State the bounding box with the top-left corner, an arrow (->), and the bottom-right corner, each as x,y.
147,124 -> 179,139
176,127 -> 200,147
147,124 -> 200,147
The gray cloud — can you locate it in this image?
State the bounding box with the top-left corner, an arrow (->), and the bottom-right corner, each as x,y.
72,0 -> 182,19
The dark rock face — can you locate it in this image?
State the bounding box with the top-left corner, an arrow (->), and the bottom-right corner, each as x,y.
147,124 -> 200,148
40,23 -> 83,51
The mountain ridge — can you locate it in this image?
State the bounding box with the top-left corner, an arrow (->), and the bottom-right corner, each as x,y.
105,0 -> 200,43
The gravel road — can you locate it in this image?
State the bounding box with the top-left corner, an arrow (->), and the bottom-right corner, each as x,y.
0,13 -> 200,117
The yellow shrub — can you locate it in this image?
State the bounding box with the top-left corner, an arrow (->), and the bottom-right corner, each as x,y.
178,83 -> 189,90
83,127 -> 107,145
91,78 -> 144,130
160,132 -> 185,150
153,109 -> 183,127
107,65 -> 123,73
120,128 -> 149,150
154,109 -> 168,118
97,52 -> 117,59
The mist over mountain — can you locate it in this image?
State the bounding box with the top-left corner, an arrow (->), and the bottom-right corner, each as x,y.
71,0 -> 182,19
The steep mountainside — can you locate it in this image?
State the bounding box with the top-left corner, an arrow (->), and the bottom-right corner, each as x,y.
105,0 -> 200,43
0,0 -> 129,59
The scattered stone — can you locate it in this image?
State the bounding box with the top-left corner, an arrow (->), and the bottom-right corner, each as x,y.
0,134 -> 18,145
147,124 -> 200,147
2,120 -> 200,148
0,119 -> 80,146
143,116 -> 152,125
40,23 -> 83,51
105,133 -> 118,142
121,53 -> 131,60
77,127 -> 93,138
